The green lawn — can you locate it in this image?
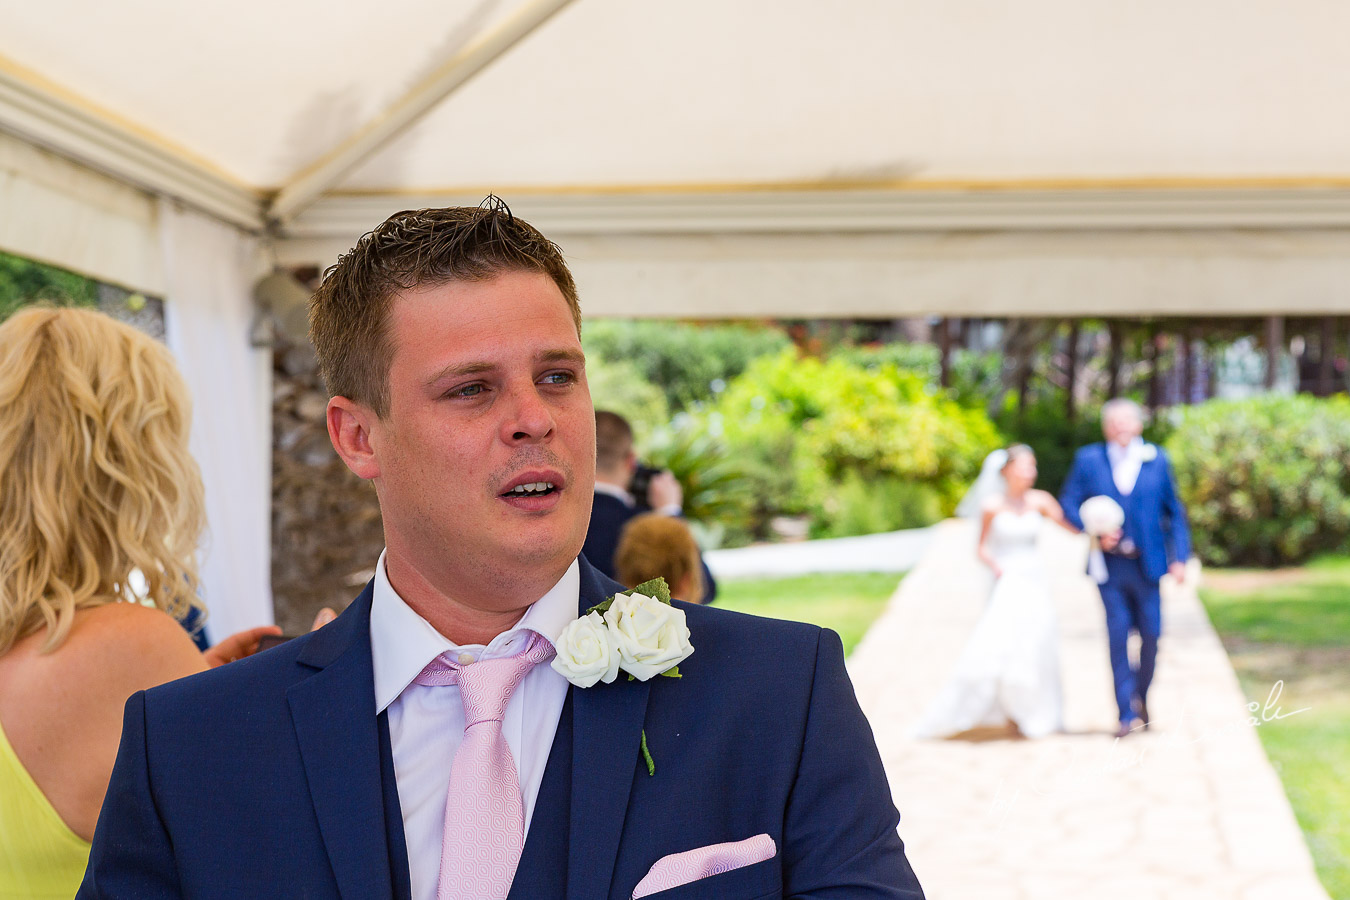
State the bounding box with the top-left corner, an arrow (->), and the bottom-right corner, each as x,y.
1201,557 -> 1350,900
711,572 -> 902,656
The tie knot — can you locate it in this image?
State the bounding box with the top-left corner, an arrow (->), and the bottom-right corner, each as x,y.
412,630 -> 555,727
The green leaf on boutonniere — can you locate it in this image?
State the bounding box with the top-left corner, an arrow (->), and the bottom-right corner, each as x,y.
633,577 -> 671,604
585,576 -> 672,617
660,666 -> 682,679
584,597 -> 615,617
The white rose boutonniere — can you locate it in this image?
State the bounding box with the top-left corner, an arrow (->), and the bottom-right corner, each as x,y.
1141,443 -> 1158,462
603,592 -> 694,682
550,577 -> 693,775
552,611 -> 621,688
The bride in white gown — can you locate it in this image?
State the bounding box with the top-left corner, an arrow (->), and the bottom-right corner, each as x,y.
912,445 -> 1079,739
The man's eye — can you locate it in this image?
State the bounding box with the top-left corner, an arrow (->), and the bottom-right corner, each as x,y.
453,383 -> 486,397
541,372 -> 574,385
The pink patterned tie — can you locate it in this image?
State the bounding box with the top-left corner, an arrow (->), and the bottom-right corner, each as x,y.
413,630 -> 555,900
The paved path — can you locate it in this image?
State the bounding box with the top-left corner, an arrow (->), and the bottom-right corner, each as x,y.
705,526 -> 934,580
848,519 -> 1330,900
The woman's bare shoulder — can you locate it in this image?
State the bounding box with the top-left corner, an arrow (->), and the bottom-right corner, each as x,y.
1029,489 -> 1060,508
15,603 -> 207,704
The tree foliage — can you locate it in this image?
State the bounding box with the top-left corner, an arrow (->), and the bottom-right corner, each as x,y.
695,348 -> 1001,542
0,251 -> 98,320
1167,395 -> 1350,566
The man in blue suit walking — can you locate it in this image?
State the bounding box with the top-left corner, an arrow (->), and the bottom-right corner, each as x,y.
1061,399 -> 1192,739
79,201 -> 923,899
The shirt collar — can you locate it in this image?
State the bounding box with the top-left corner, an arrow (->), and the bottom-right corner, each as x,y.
370,549 -> 580,713
593,480 -> 635,506
1107,437 -> 1144,462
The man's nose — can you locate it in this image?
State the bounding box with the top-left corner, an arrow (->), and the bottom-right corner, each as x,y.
502,383 -> 556,442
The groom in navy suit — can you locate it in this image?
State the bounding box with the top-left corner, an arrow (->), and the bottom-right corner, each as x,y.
78,202 -> 923,898
1061,399 -> 1192,739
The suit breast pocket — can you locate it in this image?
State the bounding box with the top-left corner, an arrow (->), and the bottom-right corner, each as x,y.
633,857 -> 780,900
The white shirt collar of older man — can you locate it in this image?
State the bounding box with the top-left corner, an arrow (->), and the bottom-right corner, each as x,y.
369,550 -> 579,900
1107,437 -> 1147,496
370,549 -> 578,712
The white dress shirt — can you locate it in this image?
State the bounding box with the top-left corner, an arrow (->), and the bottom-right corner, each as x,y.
1107,437 -> 1146,496
370,550 -> 578,900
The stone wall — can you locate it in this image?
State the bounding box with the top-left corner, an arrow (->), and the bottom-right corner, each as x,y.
269,334 -> 385,634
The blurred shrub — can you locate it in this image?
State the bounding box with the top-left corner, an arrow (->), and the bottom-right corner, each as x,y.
827,344 -> 1003,410
583,320 -> 790,411
828,342 -> 940,379
0,251 -> 98,320
586,356 -> 670,438
1167,394 -> 1350,567
699,348 -> 1001,542
641,419 -> 752,549
811,473 -> 944,540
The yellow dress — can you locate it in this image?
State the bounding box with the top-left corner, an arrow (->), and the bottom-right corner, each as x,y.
0,716 -> 91,899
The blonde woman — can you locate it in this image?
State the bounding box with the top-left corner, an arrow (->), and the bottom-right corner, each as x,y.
614,513 -> 707,604
0,307 -> 286,898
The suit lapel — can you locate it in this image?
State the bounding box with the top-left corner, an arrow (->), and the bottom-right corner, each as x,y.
1096,443 -> 1124,501
566,559 -> 652,900
508,692 -> 575,900
287,585 -> 395,900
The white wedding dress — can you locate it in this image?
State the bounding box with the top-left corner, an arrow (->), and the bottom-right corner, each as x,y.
912,509 -> 1064,739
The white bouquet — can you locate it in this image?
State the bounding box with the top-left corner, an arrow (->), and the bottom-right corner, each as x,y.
1079,495 -> 1125,537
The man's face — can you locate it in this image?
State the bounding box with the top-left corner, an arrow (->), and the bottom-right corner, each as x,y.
366,271 -> 596,600
1102,408 -> 1143,447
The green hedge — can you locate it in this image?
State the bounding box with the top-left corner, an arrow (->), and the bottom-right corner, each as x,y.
1167,394 -> 1350,566
695,348 -> 1001,543
0,251 -> 98,321
583,320 -> 790,412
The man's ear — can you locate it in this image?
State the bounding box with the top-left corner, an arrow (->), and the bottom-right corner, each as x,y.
327,396 -> 381,480
625,450 -> 639,476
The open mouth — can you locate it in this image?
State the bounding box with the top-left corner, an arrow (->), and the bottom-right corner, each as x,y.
503,481 -> 558,498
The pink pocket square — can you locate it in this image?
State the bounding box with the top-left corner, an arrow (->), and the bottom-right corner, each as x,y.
632,833 -> 777,898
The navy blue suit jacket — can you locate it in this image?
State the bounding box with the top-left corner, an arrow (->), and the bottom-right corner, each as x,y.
1060,442 -> 1192,582
79,557 -> 922,899
584,491 -> 719,604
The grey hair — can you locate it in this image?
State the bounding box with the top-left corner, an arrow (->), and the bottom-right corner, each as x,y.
1101,398 -> 1143,423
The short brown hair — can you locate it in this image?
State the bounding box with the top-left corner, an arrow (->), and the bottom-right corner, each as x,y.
595,410 -> 636,473
615,514 -> 705,604
309,197 -> 581,417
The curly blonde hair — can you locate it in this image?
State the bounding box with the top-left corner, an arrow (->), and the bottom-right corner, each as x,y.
0,307 -> 206,654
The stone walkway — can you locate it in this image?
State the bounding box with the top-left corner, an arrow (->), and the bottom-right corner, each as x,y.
848,519 -> 1330,900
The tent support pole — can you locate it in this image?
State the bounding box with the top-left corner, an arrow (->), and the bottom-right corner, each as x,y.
266,0 -> 577,225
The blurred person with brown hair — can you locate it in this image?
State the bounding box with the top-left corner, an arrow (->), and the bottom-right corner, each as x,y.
614,513 -> 707,604
0,307 -> 285,899
583,409 -> 717,603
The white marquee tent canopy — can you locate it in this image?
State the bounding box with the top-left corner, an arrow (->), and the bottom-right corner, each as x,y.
4,0 -> 1350,633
